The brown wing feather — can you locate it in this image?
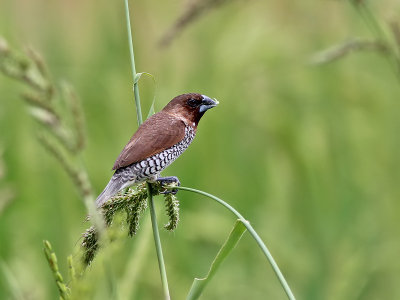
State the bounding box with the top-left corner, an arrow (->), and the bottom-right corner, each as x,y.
112,112 -> 186,170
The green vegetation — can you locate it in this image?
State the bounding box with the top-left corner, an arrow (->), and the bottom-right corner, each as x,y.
1,0 -> 400,299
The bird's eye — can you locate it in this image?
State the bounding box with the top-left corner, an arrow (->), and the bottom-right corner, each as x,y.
187,99 -> 198,108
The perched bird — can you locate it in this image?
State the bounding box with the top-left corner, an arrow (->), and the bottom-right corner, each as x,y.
96,93 -> 218,207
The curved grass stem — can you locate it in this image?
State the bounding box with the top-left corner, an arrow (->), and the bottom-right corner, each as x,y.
168,186 -> 296,300
124,1 -> 170,299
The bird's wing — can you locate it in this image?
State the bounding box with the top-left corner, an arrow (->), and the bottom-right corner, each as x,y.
112,112 -> 187,170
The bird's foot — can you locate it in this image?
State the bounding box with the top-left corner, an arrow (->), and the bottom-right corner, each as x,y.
155,176 -> 180,194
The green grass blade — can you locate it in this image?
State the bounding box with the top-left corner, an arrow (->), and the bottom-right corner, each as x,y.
134,72 -> 155,85
146,95 -> 156,119
186,219 -> 247,300
169,186 -> 296,300
133,72 -> 157,119
132,72 -> 156,119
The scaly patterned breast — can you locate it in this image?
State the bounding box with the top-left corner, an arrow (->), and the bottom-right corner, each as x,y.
116,126 -> 196,183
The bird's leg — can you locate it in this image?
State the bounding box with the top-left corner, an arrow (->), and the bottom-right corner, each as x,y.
156,176 -> 180,194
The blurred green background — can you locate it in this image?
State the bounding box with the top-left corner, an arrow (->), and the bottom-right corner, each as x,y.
1,0 -> 400,299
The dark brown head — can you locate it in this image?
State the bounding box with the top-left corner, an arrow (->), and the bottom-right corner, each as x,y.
162,93 -> 218,125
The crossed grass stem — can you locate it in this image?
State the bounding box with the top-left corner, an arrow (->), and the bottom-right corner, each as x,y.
312,1 -> 400,81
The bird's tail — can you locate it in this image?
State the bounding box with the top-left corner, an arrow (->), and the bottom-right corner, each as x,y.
96,174 -> 126,208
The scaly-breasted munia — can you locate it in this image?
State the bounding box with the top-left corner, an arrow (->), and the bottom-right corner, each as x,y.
96,93 -> 218,207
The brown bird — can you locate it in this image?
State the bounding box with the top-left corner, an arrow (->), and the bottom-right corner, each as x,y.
96,93 -> 218,207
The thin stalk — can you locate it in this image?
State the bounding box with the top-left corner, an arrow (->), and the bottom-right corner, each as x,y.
147,184 -> 171,300
124,1 -> 171,299
124,0 -> 143,125
169,186 -> 296,300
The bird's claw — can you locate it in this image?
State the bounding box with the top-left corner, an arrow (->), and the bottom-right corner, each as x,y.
156,176 -> 180,194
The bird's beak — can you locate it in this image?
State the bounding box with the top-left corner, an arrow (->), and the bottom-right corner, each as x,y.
199,95 -> 219,113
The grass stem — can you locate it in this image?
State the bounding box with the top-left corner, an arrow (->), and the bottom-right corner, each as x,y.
124,1 -> 171,299
169,186 -> 296,300
124,0 -> 143,125
147,183 -> 171,300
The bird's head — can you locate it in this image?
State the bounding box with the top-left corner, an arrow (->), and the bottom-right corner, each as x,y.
163,93 -> 218,125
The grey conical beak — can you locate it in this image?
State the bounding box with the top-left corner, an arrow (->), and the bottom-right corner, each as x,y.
199,95 -> 219,113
